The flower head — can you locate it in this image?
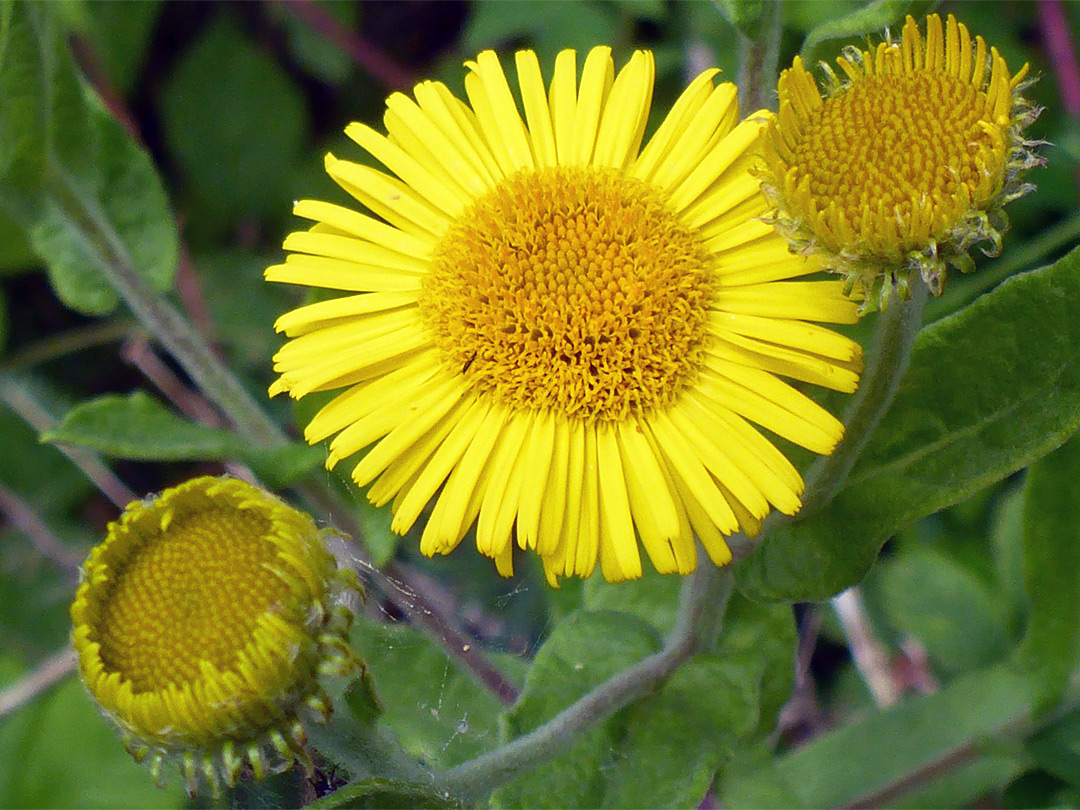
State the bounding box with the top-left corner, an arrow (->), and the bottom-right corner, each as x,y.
71,476 -> 358,796
762,13 -> 1041,310
268,47 -> 863,584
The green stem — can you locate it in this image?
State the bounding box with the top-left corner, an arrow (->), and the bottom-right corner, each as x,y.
429,565 -> 734,804
50,169 -> 286,447
801,280 -> 930,511
736,0 -> 783,112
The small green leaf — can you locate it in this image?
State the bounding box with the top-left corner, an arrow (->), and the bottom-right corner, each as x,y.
721,664 -> 1034,809
737,246 -> 1080,602
0,2 -> 177,316
492,611 -> 660,809
350,617 -> 511,769
1020,435 -> 1080,707
45,391 -> 238,459
44,391 -> 321,487
879,548 -> 1011,676
160,15 -> 309,220
343,668 -> 385,728
309,778 -> 461,810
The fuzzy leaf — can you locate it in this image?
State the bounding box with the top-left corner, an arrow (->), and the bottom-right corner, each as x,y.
1019,435 -> 1080,707
0,2 -> 176,315
737,247 -> 1080,602
44,391 -> 321,487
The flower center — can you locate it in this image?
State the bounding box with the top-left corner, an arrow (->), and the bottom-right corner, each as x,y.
420,166 -> 714,422
791,70 -> 1005,251
97,508 -> 290,693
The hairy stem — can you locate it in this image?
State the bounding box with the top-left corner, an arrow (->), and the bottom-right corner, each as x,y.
429,565 -> 733,803
49,170 -> 286,448
801,281 -> 930,511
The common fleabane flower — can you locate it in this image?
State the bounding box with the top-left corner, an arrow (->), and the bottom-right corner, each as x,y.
267,47 -> 863,584
762,13 -> 1041,310
71,476 -> 358,796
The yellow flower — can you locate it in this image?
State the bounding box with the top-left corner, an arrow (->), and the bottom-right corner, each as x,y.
267,47 -> 863,584
762,13 -> 1041,310
71,476 -> 359,796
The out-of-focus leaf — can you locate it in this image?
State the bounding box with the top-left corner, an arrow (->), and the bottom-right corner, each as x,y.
737,247 -> 1080,602
1020,435 -> 1080,707
0,382 -> 94,514
196,251 -> 293,369
713,0 -> 764,38
722,665 -> 1034,809
86,0 -> 161,94
879,548 -> 1011,676
492,611 -> 660,809
0,210 -> 35,273
1002,770 -> 1073,810
799,0 -> 936,67
0,2 -> 176,316
989,484 -> 1027,615
44,391 -> 322,487
268,0 -> 357,85
310,778 -> 460,810
349,617 -> 511,769
1027,710 -> 1080,786
463,1 -> 614,64
0,665 -> 185,808
892,753 -> 1030,809
160,16 -> 309,220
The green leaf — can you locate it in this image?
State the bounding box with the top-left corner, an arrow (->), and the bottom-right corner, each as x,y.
712,0 -> 765,38
492,611 -> 660,809
267,0 -> 357,85
86,0 -> 161,94
879,548 -> 1011,676
737,246 -> 1080,602
1019,435 -> 1080,707
349,616 -> 511,769
721,664 -> 1035,809
463,1 -> 614,64
0,666 -> 185,808
714,594 -> 796,736
1027,709 -> 1080,786
46,390 -> 238,459
799,0 -> 936,68
44,391 -> 322,487
160,15 -> 309,220
599,653 -> 760,809
583,565 -> 682,635
0,2 -> 177,315
310,778 -> 460,810
343,668 -> 385,728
